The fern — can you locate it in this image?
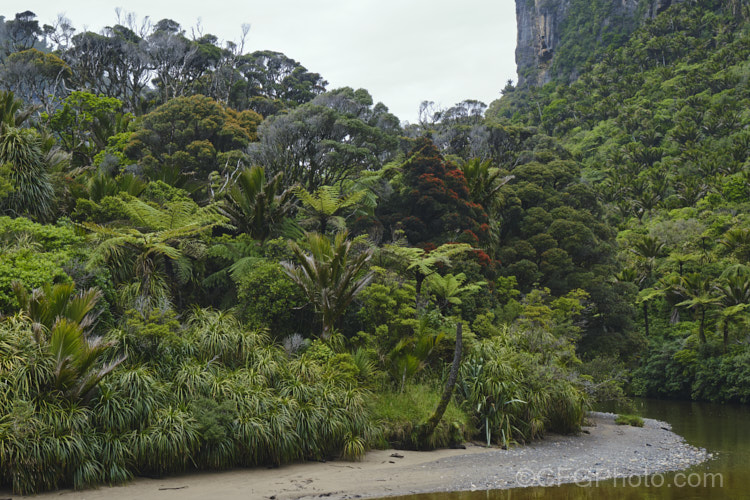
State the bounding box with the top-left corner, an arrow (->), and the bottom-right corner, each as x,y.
427,273 -> 486,312
118,196 -> 226,232
292,184 -> 367,233
80,213 -> 218,310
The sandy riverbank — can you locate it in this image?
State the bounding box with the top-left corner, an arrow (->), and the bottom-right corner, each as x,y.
13,412 -> 709,500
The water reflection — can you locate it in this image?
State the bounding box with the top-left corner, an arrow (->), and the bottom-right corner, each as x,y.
379,399 -> 750,500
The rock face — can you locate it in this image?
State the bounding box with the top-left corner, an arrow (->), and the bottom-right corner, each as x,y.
515,0 -> 684,87
515,0 -> 570,87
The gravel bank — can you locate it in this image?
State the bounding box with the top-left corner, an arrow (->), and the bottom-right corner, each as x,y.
18,412 -> 709,500
396,411 -> 710,495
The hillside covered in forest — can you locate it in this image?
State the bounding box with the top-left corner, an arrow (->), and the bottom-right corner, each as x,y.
0,0 -> 749,494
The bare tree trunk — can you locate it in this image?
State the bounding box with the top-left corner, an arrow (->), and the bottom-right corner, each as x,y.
723,321 -> 729,352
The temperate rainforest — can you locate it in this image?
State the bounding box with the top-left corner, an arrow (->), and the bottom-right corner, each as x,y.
1,0 -> 749,495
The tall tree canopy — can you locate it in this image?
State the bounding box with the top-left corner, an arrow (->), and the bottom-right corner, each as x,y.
121,94 -> 262,186
250,88 -> 400,191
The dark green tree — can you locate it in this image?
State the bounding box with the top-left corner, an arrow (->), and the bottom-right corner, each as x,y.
122,95 -> 262,189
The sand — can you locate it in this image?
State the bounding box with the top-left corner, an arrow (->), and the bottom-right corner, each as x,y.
12,412 -> 709,500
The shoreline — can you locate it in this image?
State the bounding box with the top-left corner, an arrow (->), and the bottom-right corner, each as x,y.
12,412 -> 709,500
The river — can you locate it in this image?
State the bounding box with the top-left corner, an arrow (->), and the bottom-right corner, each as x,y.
376,399 -> 750,500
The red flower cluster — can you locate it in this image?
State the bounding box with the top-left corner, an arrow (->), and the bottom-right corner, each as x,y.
378,138 -> 490,250
472,249 -> 492,267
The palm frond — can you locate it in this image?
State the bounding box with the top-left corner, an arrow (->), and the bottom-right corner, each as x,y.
282,231 -> 373,337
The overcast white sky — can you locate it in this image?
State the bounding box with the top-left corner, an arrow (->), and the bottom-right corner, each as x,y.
2,1 -> 518,123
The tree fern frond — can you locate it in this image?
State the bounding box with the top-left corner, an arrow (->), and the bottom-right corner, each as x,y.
119,196 -> 167,229
228,256 -> 263,284
172,256 -> 194,285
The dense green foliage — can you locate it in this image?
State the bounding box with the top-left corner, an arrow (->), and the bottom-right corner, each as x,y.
489,0 -> 750,402
0,216 -> 85,310
0,309 -> 375,494
2,1 -> 749,493
549,0 -> 649,83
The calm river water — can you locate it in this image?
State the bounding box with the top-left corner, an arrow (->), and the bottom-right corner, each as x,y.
377,399 -> 750,500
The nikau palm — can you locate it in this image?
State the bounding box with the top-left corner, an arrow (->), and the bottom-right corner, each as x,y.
459,158 -> 514,210
47,318 -> 125,402
12,281 -> 102,342
7,282 -> 125,403
220,166 -> 294,243
0,90 -> 35,127
282,231 -> 373,338
719,227 -> 750,261
630,235 -> 666,284
389,313 -> 447,392
458,159 -> 513,253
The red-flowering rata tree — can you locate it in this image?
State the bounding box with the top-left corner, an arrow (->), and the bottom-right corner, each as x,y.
379,138 -> 489,248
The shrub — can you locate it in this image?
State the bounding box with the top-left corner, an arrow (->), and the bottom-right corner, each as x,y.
0,309 -> 379,494
236,259 -> 310,338
455,325 -> 587,447
0,217 -> 85,311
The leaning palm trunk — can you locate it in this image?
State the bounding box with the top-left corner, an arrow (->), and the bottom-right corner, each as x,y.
416,323 -> 463,446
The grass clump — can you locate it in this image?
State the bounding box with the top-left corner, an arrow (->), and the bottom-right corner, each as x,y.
369,384 -> 472,450
615,414 -> 644,427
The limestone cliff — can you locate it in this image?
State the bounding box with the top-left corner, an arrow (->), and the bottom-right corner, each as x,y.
515,0 -> 684,87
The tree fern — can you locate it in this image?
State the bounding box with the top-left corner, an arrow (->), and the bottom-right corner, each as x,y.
382,242 -> 473,314
81,216 -> 217,311
118,196 -> 225,232
292,184 -> 367,233
427,273 -> 486,313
